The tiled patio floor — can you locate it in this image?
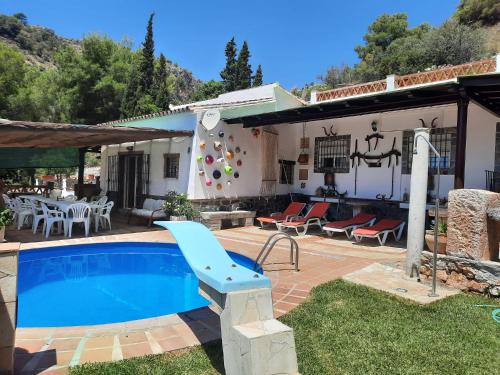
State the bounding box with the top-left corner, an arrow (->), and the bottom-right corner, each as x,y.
8,218 -> 406,374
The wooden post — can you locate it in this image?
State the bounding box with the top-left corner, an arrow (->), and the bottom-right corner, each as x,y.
454,96 -> 469,189
77,148 -> 85,186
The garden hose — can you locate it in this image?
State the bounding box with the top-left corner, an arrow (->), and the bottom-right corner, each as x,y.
474,305 -> 500,323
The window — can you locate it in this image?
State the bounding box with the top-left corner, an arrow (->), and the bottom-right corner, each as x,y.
279,160 -> 295,184
402,127 -> 456,175
314,135 -> 351,173
163,153 -> 180,178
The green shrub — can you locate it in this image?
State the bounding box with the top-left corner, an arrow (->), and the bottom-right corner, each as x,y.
0,207 -> 14,227
163,191 -> 198,219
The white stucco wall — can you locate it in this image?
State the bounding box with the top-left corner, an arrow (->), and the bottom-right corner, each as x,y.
100,136 -> 193,196
187,112 -> 296,200
285,102 -> 497,201
100,102 -> 497,203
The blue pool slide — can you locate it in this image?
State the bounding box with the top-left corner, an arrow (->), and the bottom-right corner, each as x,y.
154,221 -> 271,293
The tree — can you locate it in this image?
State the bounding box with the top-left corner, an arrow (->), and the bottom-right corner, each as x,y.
220,37 -> 238,91
0,44 -> 25,116
138,13 -> 155,95
13,13 -> 28,26
190,80 -> 225,101
423,19 -> 489,66
354,13 -> 413,81
153,53 -> 170,110
455,0 -> 500,27
319,64 -> 357,89
236,41 -> 252,89
253,64 -> 263,86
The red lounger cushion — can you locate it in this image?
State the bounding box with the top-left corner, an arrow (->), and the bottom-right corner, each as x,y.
280,220 -> 307,227
353,219 -> 402,236
324,213 -> 376,230
257,214 -> 286,223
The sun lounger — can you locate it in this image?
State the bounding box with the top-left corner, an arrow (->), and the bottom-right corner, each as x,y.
322,213 -> 377,239
352,219 -> 405,245
256,202 -> 306,228
276,202 -> 330,236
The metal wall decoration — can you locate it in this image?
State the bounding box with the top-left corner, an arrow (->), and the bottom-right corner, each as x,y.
350,130 -> 401,197
299,169 -> 308,181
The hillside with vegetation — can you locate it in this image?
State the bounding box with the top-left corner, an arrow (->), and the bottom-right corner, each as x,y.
293,0 -> 500,100
0,13 -> 201,124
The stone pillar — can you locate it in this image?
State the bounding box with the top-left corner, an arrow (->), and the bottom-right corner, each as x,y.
200,281 -> 298,375
447,189 -> 500,260
406,128 -> 430,276
0,242 -> 19,374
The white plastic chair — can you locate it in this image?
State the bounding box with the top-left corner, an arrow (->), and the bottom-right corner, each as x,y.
94,201 -> 114,232
40,203 -> 65,238
50,189 -> 62,200
29,200 -> 46,234
96,196 -> 108,205
78,197 -> 88,202
14,197 -> 33,230
66,203 -> 91,238
2,194 -> 15,219
64,195 -> 77,202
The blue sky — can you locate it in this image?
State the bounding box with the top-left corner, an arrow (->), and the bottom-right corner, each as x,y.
1,0 -> 459,89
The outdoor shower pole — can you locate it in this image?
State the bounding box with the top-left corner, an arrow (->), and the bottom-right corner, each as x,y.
406,128 -> 430,277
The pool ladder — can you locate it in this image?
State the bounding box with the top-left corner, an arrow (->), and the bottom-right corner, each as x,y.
254,232 -> 300,272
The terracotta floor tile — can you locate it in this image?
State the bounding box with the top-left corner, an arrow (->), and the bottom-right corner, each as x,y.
149,326 -> 177,341
118,331 -> 147,345
48,338 -> 81,351
84,335 -> 115,349
120,342 -> 152,359
55,350 -> 74,366
282,295 -> 307,304
79,347 -> 113,364
158,336 -> 188,352
15,339 -> 46,353
37,368 -> 69,375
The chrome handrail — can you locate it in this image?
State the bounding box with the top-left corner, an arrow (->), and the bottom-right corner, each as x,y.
254,232 -> 299,272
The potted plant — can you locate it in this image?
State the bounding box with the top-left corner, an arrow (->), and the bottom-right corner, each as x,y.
0,207 -> 14,242
425,219 -> 447,254
163,191 -> 198,221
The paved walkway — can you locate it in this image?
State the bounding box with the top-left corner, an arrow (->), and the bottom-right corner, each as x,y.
10,221 -> 406,374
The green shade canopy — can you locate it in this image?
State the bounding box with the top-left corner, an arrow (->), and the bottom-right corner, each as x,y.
0,148 -> 79,169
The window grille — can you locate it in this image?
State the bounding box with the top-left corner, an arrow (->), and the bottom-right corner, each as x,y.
163,153 -> 180,178
314,135 -> 351,173
279,160 -> 295,184
402,127 -> 456,175
107,155 -> 118,192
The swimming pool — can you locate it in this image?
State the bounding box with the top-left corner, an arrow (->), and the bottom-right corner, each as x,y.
18,242 -> 259,327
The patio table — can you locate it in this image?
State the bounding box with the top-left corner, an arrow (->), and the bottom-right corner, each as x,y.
20,195 -> 100,213
19,195 -> 104,234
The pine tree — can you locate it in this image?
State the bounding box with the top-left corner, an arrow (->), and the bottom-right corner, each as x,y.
138,13 -> 155,95
153,53 -> 170,110
253,64 -> 263,87
220,37 -> 238,91
236,41 -> 252,90
120,60 -> 141,118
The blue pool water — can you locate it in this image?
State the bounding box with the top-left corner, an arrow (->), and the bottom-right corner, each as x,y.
18,242 -> 258,327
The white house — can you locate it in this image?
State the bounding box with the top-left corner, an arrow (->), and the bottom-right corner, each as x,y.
100,57 -> 500,217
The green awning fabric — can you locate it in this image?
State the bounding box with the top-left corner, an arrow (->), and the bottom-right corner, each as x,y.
0,147 -> 79,168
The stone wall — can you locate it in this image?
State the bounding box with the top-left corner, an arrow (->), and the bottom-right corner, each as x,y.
420,251 -> 499,297
446,189 -> 499,261
0,242 -> 19,374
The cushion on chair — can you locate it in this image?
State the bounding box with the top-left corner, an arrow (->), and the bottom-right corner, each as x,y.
131,208 -> 166,218
324,213 -> 376,230
353,219 -> 402,236
256,214 -> 286,223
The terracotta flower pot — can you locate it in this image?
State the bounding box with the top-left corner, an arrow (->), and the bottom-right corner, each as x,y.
425,230 -> 447,254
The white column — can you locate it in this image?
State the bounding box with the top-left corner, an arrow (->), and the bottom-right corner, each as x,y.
406,128 -> 430,276
310,90 -> 317,104
386,75 -> 396,91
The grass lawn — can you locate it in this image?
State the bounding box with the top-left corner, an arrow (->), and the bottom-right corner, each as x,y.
70,280 -> 499,375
